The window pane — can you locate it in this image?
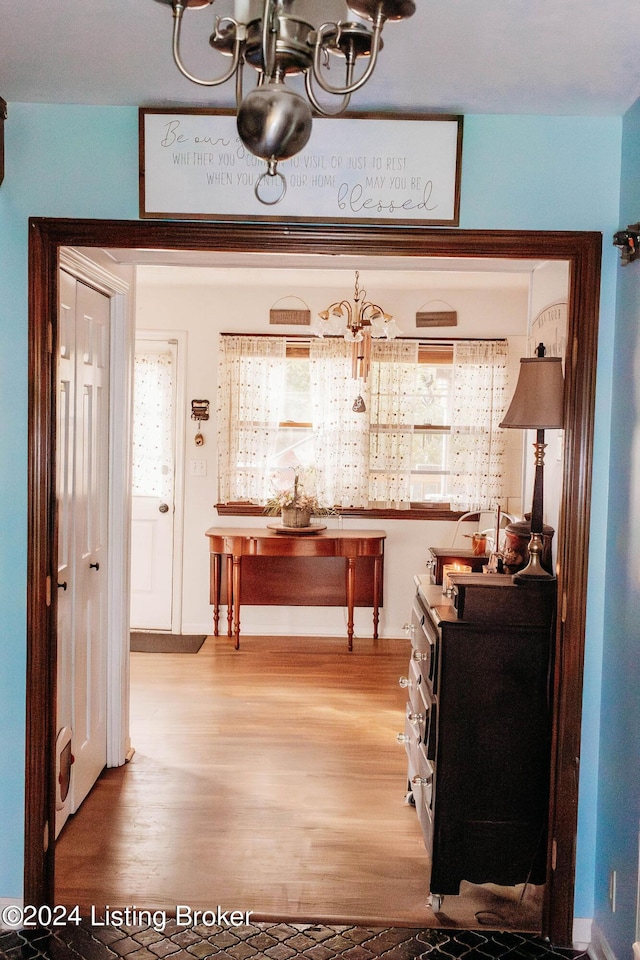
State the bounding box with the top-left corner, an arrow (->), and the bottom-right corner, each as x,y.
281,357 -> 312,423
410,473 -> 448,502
270,426 -> 315,470
409,362 -> 452,501
411,364 -> 452,426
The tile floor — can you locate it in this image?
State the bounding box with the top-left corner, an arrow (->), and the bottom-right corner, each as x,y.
0,920 -> 589,960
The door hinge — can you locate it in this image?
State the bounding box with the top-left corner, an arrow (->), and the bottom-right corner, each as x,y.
45,575 -> 52,607
551,838 -> 558,871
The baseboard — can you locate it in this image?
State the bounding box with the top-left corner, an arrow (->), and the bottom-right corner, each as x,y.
0,897 -> 24,931
573,917 -> 593,951
589,922 -> 616,960
181,622 -> 406,640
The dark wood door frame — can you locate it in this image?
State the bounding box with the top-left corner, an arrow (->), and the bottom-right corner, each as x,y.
26,217 -> 602,946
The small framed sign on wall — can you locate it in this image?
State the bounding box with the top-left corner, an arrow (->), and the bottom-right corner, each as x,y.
139,108 -> 462,225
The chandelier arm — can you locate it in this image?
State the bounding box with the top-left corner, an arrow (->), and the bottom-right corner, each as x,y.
261,0 -> 277,79
235,57 -> 244,110
311,18 -> 384,96
171,9 -> 243,86
304,65 -> 353,117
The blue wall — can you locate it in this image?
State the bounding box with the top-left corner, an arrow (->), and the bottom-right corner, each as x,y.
592,97 -> 640,959
0,104 -> 622,927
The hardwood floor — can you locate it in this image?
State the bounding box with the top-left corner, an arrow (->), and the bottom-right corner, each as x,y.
54,635 -> 544,931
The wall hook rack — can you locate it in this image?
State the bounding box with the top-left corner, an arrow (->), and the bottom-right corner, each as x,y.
191,399 -> 209,422
191,399 -> 209,447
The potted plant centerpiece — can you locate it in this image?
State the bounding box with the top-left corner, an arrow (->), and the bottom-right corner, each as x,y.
265,468 -> 332,528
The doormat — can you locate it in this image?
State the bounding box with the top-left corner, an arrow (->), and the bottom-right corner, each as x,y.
130,633 -> 206,654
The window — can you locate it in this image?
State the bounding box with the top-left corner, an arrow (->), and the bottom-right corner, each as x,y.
216,335 -> 508,512
404,344 -> 453,503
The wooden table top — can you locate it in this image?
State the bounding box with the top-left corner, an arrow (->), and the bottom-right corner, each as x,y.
205,526 -> 386,557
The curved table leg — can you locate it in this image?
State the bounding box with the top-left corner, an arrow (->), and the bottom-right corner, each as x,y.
212,553 -> 221,637
373,554 -> 382,640
346,557 -> 356,652
232,554 -> 242,650
226,554 -> 234,639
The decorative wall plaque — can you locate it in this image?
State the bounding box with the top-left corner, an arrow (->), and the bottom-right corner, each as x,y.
416,310 -> 458,327
139,109 -> 463,225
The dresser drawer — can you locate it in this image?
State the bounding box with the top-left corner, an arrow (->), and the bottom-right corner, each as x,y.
409,599 -> 439,695
409,746 -> 434,850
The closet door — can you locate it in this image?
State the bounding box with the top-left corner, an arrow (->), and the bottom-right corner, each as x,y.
56,271 -> 111,835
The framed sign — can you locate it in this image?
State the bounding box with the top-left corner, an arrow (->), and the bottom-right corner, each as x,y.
139,108 -> 462,224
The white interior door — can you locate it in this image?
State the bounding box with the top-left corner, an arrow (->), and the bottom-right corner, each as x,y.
130,339 -> 178,631
56,271 -> 110,834
56,270 -> 76,837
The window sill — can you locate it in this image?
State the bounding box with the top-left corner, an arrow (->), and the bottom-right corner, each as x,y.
215,503 -> 477,522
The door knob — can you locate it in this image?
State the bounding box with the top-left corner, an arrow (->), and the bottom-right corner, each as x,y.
159,503 -> 169,513
57,581 -> 68,591
89,562 -> 100,570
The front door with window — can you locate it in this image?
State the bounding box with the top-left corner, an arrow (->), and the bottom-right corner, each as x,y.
130,338 -> 178,631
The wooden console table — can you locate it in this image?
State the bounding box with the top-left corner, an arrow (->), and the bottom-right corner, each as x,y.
205,527 -> 386,650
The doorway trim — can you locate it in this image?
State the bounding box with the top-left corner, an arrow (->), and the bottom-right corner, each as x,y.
26,217 -> 602,947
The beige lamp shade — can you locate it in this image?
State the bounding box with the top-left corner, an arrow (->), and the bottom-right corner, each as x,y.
500,356 -> 564,430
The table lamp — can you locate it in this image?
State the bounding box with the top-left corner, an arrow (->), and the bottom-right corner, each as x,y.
500,343 -> 564,580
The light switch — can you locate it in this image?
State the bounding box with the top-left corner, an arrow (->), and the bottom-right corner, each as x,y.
190,459 -> 207,477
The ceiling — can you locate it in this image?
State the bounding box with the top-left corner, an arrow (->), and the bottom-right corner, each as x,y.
2,0 -> 640,116
9,1 -> 606,282
104,249 -> 545,285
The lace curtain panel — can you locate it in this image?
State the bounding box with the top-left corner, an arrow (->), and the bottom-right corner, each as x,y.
216,334 -> 507,511
449,340 -> 509,511
216,335 -> 287,503
307,338 -> 418,509
308,338 -> 369,508
366,339 -> 419,508
132,351 -> 175,500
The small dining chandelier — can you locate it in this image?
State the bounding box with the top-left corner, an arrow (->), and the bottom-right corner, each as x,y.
152,0 -> 416,204
317,270 -> 401,384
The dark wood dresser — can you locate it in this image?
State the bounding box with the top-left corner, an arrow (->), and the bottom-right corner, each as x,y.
400,572 -> 556,909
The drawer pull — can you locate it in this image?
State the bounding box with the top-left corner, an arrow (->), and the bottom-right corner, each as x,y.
412,650 -> 429,662
412,774 -> 433,786
407,711 -> 424,723
402,622 -> 415,636
398,676 -> 411,688
396,733 -> 410,744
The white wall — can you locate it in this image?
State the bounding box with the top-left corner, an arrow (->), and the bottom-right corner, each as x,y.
523,261 -> 571,554
134,264 -> 532,638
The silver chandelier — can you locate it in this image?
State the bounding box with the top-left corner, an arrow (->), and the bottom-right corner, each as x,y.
153,0 -> 416,203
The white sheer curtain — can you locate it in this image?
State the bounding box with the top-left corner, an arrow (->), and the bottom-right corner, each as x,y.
132,351 -> 174,500
309,338 -> 370,508
216,335 -> 287,503
368,339 -> 419,507
449,340 -> 508,510
309,337 -> 418,508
